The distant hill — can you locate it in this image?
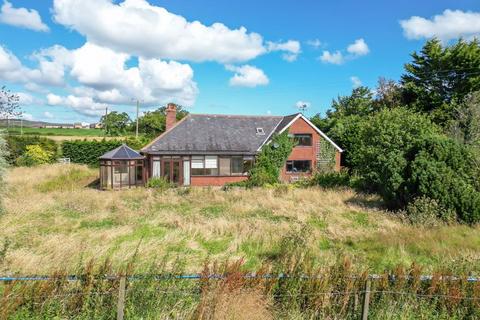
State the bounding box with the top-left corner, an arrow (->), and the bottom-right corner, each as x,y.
0,119 -> 73,128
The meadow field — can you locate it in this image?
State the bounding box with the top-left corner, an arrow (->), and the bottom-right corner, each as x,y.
1,164 -> 479,276
3,127 -> 106,137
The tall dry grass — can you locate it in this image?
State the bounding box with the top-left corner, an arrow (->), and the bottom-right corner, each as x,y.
0,164 -> 479,275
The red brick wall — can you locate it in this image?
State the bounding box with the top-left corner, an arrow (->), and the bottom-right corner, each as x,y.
191,176 -> 248,186
280,117 -> 341,182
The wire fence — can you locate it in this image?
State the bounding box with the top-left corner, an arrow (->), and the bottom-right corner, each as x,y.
1,272 -> 479,319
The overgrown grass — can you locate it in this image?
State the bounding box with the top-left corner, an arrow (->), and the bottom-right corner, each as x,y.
0,164 -> 479,276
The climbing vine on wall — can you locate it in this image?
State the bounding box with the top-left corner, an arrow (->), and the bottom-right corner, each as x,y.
317,139 -> 336,172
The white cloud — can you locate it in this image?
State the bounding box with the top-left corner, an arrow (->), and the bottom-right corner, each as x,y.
43,111 -> 54,119
17,92 -> 43,105
350,76 -> 362,88
306,39 -> 322,49
295,100 -> 311,111
0,0 -> 49,32
347,38 -> 369,56
46,94 -> 107,117
225,64 -> 269,87
47,93 -> 63,105
319,50 -> 344,64
53,0 -> 266,63
400,9 -> 480,41
267,40 -> 301,62
319,38 -> 369,65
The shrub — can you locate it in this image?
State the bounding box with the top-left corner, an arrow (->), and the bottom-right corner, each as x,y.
146,177 -> 173,190
5,135 -> 57,165
16,145 -> 54,166
247,132 -> 295,187
309,170 -> 351,188
406,196 -> 455,226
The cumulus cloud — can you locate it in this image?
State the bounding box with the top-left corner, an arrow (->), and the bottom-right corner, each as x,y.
267,40 -> 301,62
53,0 -> 266,63
46,94 -> 107,117
319,38 -> 369,65
400,9 -> 480,41
3,41 -> 198,116
350,76 -> 362,88
319,50 -> 344,65
347,38 -> 369,56
0,1 -> 49,32
225,65 -> 269,87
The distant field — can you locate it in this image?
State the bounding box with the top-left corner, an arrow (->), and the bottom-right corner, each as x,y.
2,127 -> 107,137
1,164 -> 479,275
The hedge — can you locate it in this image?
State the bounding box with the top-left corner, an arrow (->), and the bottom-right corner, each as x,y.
6,136 -> 58,165
61,140 -> 123,166
61,137 -> 148,166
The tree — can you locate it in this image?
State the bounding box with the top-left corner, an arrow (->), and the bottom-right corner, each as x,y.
350,108 -> 440,207
16,145 -> 53,166
449,91 -> 480,151
136,105 -> 189,137
374,77 -> 402,110
401,38 -> 480,127
0,86 -> 21,119
100,112 -> 131,136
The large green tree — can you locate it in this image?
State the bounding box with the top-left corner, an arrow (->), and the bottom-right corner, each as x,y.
401,38 -> 480,127
100,111 -> 131,136
136,105 -> 189,137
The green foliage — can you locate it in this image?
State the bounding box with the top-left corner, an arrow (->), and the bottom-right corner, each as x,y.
145,177 -> 173,190
101,111 -> 131,136
247,132 -> 295,187
406,196 -> 455,226
407,135 -> 480,224
401,38 -> 480,127
317,138 -> 336,172
134,105 -> 189,137
309,170 -> 351,189
0,132 -> 8,214
350,108 -> 440,208
5,135 -> 57,165
449,91 -> 480,155
16,145 -> 54,166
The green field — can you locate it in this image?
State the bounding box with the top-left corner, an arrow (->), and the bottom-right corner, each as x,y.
1,164 -> 479,275
2,126 -> 107,137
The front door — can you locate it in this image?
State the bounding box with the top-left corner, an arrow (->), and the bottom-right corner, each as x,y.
162,159 -> 182,184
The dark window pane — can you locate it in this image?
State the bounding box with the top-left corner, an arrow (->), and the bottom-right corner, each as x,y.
286,160 -> 311,173
204,168 -> 218,176
243,159 -> 253,174
231,156 -> 243,175
294,134 -> 312,146
191,168 -> 204,176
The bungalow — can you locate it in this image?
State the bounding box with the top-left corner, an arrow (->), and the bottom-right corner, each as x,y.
142,103 -> 342,186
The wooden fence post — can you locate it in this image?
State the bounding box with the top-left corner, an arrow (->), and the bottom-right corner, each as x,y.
361,278 -> 371,320
117,276 -> 126,320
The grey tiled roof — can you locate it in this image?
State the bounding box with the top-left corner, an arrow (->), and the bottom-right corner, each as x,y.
142,114 -> 288,155
99,144 -> 145,160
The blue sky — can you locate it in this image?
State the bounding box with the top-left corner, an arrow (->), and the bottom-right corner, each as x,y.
0,0 -> 479,124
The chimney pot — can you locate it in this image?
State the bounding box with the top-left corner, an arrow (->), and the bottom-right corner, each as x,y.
165,103 -> 177,131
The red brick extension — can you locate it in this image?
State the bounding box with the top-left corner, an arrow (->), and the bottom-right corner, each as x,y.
190,176 -> 248,186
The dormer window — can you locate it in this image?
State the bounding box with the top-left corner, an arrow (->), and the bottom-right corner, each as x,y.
256,127 -> 265,135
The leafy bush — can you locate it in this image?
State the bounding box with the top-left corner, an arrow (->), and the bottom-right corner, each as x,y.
5,135 -> 57,165
407,136 -> 480,224
0,133 -> 8,214
146,177 -> 173,190
309,170 -> 351,188
406,196 -> 455,226
16,145 -> 53,166
247,132 -> 295,187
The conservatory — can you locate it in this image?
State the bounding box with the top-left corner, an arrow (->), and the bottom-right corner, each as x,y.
99,144 -> 145,189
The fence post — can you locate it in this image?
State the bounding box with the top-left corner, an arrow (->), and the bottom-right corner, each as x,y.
117,276 -> 126,320
361,278 -> 371,320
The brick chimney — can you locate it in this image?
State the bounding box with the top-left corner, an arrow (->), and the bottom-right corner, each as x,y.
165,103 -> 177,131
